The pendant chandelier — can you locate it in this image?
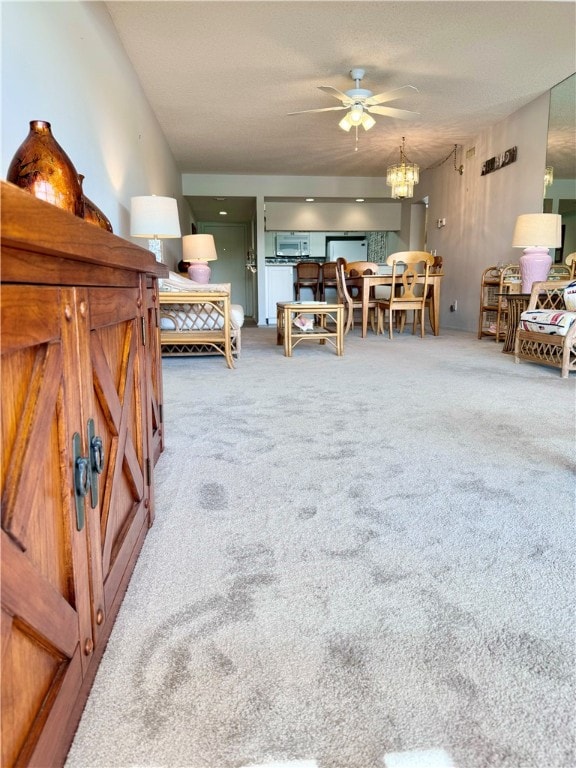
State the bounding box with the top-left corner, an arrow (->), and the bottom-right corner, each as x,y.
386,137 -> 420,199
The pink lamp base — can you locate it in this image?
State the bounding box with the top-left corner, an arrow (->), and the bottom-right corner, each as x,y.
519,247 -> 552,293
187,262 -> 212,282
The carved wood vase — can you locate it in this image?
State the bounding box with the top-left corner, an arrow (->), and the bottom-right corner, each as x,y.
6,120 -> 84,218
79,174 -> 113,232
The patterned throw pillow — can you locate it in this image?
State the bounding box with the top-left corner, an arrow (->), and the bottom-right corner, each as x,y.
519,309 -> 576,336
563,280 -> 576,311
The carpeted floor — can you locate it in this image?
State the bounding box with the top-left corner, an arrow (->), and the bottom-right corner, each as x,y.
66,326 -> 575,768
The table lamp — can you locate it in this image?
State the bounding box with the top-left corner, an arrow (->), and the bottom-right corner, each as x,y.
512,213 -> 562,293
183,234 -> 218,282
130,195 -> 181,262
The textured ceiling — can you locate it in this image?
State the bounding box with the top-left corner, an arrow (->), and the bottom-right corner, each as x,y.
106,0 -> 575,218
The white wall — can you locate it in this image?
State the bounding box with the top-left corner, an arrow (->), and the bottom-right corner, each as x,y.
1,1 -> 185,268
265,201 -> 401,231
420,94 -> 551,332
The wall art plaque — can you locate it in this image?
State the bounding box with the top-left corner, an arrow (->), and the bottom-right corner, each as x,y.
481,146 -> 517,176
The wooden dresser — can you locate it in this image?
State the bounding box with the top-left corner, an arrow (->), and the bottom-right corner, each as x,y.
1,181 -> 168,767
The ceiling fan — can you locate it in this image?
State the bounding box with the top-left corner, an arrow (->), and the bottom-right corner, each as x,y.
288,68 -> 419,132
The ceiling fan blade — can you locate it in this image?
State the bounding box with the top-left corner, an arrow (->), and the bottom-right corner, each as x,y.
317,85 -> 353,104
367,105 -> 420,120
364,85 -> 419,106
287,105 -> 347,115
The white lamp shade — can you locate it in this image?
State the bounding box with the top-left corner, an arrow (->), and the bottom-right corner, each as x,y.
338,114 -> 353,132
349,104 -> 364,126
361,113 -> 376,131
512,213 -> 562,248
182,234 -> 218,262
130,196 -> 181,238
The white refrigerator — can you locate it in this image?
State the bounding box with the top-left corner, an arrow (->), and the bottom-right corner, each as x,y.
327,239 -> 368,261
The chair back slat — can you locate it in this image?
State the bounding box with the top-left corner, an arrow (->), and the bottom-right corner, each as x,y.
346,261 -> 378,277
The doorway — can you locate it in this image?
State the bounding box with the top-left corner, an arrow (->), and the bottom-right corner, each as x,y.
198,222 -> 253,317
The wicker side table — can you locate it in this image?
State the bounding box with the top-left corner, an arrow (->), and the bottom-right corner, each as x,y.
276,302 -> 344,356
498,293 -> 531,353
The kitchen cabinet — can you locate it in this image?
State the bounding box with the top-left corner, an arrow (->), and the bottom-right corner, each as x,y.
0,181 -> 167,767
265,265 -> 294,323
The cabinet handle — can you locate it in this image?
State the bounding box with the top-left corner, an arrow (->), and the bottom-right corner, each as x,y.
75,457 -> 90,496
87,418 -> 104,509
72,432 -> 90,531
90,435 -> 104,475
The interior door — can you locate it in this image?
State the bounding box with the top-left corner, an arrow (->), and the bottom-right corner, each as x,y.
85,286 -> 150,627
1,286 -> 93,768
199,223 -> 248,309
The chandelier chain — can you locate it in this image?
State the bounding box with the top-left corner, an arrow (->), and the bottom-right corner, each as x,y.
426,144 -> 464,175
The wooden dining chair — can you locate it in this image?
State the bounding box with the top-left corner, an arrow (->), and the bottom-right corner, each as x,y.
335,257 -> 376,334
424,254 -> 443,333
320,260 -> 339,300
294,261 -> 321,301
377,251 -> 434,339
345,261 -> 378,299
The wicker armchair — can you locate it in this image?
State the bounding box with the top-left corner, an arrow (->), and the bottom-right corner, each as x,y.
514,279 -> 576,378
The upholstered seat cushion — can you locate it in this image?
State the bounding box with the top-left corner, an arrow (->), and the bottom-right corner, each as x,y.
518,309 -> 576,336
160,303 -> 244,331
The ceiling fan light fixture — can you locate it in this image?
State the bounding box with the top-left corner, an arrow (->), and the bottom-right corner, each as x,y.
349,103 -> 364,126
361,113 -> 376,131
339,114 -> 353,132
386,137 -> 420,199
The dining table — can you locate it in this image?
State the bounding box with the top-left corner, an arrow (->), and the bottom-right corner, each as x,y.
347,272 -> 444,338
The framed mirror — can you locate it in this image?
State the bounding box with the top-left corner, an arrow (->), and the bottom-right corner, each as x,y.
544,73 -> 576,262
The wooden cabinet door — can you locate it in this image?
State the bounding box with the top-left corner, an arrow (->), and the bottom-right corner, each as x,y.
144,278 -> 164,468
265,266 -> 295,321
1,286 -> 93,768
84,286 -> 150,632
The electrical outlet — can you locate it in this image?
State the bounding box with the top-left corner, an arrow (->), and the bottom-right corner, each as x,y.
450,300 -> 458,312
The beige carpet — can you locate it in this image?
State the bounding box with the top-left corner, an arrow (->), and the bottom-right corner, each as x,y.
66,326 -> 575,768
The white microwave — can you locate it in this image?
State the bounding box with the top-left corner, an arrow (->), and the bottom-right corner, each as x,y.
275,234 -> 310,257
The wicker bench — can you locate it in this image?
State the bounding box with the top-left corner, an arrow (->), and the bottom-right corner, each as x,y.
158,273 -> 244,369
514,279 -> 576,378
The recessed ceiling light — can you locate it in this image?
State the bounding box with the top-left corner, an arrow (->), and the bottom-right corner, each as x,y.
305,198 -> 315,202
215,197 -> 227,201
219,210 -> 227,215
355,198 -> 365,202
